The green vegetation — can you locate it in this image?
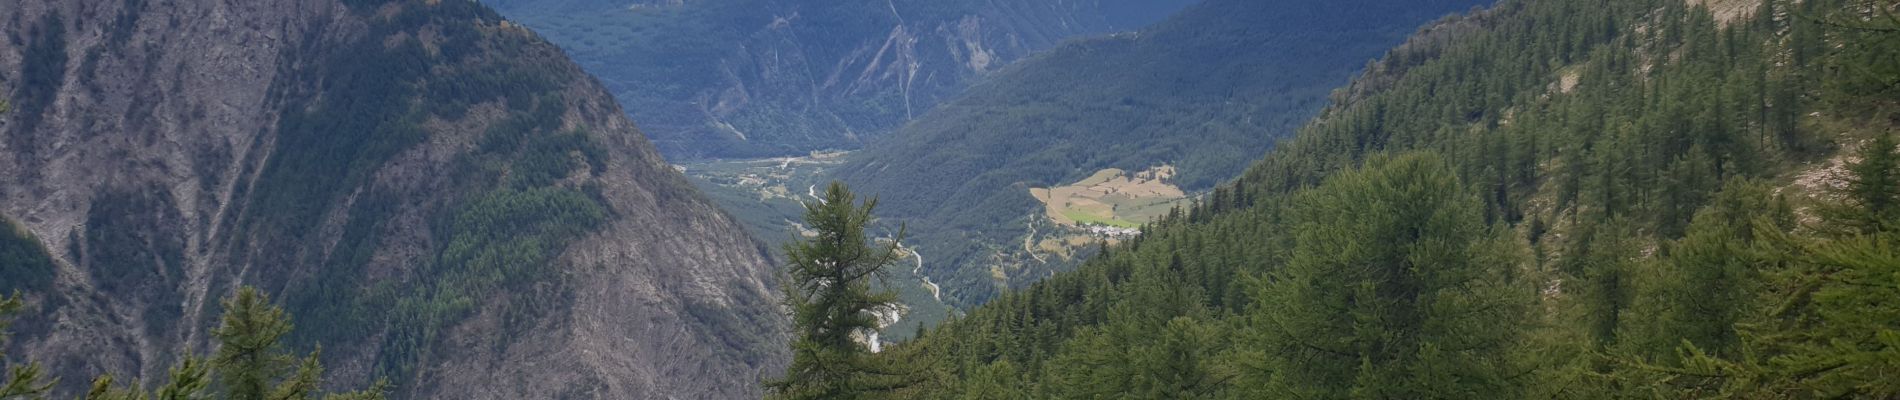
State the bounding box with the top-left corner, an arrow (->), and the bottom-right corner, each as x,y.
83,190 -> 187,340
1033,167 -> 1188,229
678,154 -> 955,343
861,0 -> 1900,397
833,0 -> 1493,308
1247,154 -> 1532,398
224,0 -> 614,388
0,218 -> 55,294
1,294 -> 53,399
1060,211 -> 1140,229
3,288 -> 386,400
287,101 -> 613,384
768,182 -> 911,399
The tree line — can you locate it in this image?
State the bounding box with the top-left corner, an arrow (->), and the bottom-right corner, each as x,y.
765,0 -> 1900,398
1,288 -> 386,400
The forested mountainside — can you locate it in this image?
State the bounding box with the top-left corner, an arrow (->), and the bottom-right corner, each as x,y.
864,0 -> 1900,397
832,0 -> 1493,308
0,1 -> 781,398
481,0 -> 1200,159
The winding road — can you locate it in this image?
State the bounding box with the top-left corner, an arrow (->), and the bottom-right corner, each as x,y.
1023,220 -> 1049,263
898,242 -> 941,303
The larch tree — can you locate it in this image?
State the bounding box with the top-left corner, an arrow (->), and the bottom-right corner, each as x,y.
1831,131 -> 1900,234
1,293 -> 52,399
208,287 -> 387,400
1245,153 -> 1533,399
767,182 -> 909,400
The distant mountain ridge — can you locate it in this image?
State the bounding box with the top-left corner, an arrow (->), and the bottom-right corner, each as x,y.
483,0 -> 1201,159
0,0 -> 781,398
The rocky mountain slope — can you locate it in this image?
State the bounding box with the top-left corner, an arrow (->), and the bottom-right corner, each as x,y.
831,0 -> 1492,307
483,0 -> 1201,159
0,0 -> 781,398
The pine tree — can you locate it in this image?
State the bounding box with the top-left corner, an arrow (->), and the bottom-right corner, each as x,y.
209,287 -> 387,400
1625,180 -> 1785,363
1560,218 -> 1642,349
1830,131 -> 1900,234
1245,153 -> 1531,399
955,361 -> 1028,400
1757,235 -> 1900,398
153,357 -> 211,400
0,293 -> 52,399
1816,0 -> 1900,100
83,356 -> 209,400
1637,155 -> 1900,398
767,182 -> 909,400
213,287 -> 302,400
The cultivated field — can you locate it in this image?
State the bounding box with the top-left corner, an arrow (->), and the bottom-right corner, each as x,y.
1029,165 -> 1188,228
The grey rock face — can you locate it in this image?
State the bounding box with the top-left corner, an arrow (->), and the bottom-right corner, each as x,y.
0,0 -> 783,398
488,0 -> 1202,159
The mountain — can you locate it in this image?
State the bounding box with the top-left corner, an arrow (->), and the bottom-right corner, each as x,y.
482,0 -> 1201,159
866,0 -> 1900,397
0,0 -> 781,398
831,0 -> 1493,307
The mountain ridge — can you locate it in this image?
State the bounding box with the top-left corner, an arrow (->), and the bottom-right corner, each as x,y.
0,1 -> 783,398
485,0 -> 1202,159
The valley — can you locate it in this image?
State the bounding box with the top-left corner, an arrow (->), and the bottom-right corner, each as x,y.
832,0 -> 1497,308
4,0 -> 1897,398
677,153 -> 952,342
682,156 -> 1193,335
1030,165 -> 1188,230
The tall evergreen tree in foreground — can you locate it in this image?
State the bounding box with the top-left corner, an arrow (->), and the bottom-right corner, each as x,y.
211,287 -> 387,400
76,288 -> 387,400
768,182 -> 909,400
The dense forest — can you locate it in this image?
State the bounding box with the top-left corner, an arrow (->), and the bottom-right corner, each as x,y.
831,0 -> 1492,309
768,0 -> 1900,397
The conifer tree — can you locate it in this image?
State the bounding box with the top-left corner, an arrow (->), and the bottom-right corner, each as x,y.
213,287 -> 306,400
209,287 -> 387,400
0,293 -> 52,399
1245,153 -> 1531,399
1623,180 -> 1789,364
768,182 -> 908,400
83,356 -> 210,400
1830,131 -> 1900,234
1636,144 -> 1900,399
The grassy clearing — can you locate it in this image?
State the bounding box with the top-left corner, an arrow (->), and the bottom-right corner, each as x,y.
1063,210 -> 1143,228
1033,166 -> 1188,227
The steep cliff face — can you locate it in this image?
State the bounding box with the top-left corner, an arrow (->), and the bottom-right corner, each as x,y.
485,0 -> 1201,159
0,0 -> 782,398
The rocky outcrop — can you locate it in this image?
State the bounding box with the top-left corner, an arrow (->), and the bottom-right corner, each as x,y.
487,0 -> 1201,159
0,0 -> 782,398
